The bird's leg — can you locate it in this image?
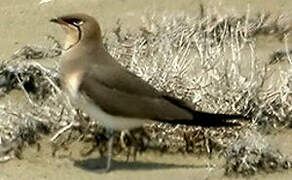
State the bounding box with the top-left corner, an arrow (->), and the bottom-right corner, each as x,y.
96,128 -> 114,173
106,128 -> 114,171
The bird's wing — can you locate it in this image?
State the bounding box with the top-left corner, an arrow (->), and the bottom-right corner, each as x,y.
79,64 -> 246,126
83,63 -> 162,97
79,65 -> 193,120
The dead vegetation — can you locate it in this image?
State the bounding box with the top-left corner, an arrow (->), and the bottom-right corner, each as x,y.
223,131 -> 291,176
0,10 -> 291,176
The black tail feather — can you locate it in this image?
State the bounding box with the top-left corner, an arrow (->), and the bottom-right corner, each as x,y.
162,111 -> 246,127
162,96 -> 249,127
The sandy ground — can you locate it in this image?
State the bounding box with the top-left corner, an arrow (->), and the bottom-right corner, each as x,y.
1,0 -> 292,180
1,131 -> 292,180
1,0 -> 292,58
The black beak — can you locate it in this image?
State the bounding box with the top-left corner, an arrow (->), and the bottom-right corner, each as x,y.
50,18 -> 61,24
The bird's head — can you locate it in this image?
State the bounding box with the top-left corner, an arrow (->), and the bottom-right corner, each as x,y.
50,13 -> 102,49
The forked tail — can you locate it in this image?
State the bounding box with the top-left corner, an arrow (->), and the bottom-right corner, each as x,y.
163,111 -> 248,127
162,96 -> 249,127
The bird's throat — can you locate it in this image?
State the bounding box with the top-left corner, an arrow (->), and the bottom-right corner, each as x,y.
63,26 -> 81,50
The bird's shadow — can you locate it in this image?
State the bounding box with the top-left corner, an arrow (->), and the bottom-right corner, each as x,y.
74,157 -> 205,172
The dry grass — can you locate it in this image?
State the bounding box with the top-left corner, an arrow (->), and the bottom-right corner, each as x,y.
223,130 -> 291,176
0,10 -> 291,176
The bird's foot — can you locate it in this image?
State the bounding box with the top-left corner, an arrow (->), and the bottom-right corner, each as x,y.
94,165 -> 111,173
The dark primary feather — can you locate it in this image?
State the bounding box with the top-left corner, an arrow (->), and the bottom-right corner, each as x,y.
162,96 -> 246,127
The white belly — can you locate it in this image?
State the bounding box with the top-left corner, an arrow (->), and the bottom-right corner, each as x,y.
73,94 -> 146,131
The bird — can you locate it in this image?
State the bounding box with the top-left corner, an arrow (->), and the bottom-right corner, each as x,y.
50,13 -> 248,172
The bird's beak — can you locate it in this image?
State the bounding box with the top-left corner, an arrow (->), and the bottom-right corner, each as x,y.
50,17 -> 66,25
50,17 -> 59,23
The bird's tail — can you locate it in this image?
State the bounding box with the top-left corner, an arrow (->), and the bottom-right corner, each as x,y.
161,96 -> 249,127
163,111 -> 247,127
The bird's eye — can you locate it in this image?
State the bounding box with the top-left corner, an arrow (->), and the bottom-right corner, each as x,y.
63,18 -> 84,26
73,20 -> 83,26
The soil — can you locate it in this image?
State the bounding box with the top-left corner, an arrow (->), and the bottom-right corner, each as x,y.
1,131 -> 292,180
